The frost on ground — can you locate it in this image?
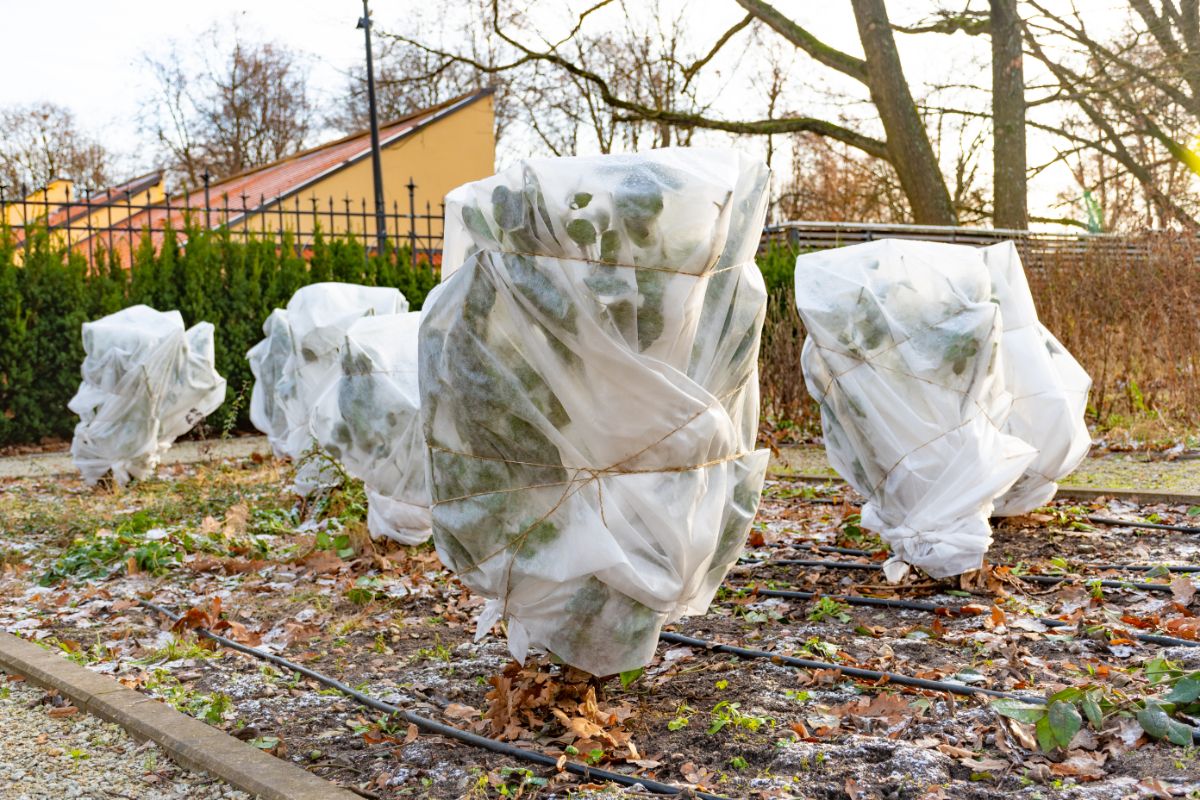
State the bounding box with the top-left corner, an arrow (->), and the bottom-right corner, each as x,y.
0,669 -> 249,800
0,454 -> 1198,799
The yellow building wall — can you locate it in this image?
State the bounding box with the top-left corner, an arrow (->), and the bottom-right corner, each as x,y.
6,178 -> 164,265
4,179 -> 73,227
231,93 -> 495,252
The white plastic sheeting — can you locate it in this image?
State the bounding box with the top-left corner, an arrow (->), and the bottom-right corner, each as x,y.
421,148 -> 771,676
246,282 -> 412,499
69,305 -> 226,485
309,312 -> 431,544
795,239 -> 1038,580
983,242 -> 1092,516
247,309 -> 293,458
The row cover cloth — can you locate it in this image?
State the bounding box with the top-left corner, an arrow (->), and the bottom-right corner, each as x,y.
795,239 -> 1091,580
69,305 -> 226,485
794,239 -> 1036,580
310,312 -> 432,543
983,242 -> 1091,516
420,148 -> 772,676
247,283 -> 416,513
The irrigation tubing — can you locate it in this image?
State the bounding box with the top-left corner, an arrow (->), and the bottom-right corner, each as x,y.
659,630 -> 1200,744
139,599 -> 1200,760
749,545 -> 1200,573
139,601 -> 729,800
775,491 -> 1200,534
745,557 -> 1192,594
1086,516 -> 1200,534
739,586 -> 1200,649
658,631 -> 1041,701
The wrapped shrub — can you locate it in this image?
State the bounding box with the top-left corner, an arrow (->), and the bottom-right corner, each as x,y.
420,149 -> 771,676
247,309 -> 293,459
246,282 -> 408,495
794,239 -> 1037,580
310,311 -> 431,543
69,304 -> 226,485
983,243 -> 1092,515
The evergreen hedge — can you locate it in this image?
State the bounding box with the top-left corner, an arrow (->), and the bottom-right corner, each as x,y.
0,223 -> 437,446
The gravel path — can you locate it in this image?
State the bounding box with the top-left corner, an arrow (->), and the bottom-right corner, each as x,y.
0,671 -> 253,800
0,437 -> 270,481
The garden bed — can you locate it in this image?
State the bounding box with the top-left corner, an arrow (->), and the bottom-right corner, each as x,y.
1,455 -> 1198,798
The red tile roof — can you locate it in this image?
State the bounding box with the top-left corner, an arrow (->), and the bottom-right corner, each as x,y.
64,87 -> 493,264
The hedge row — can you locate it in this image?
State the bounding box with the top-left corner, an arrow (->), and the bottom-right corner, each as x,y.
0,223 -> 437,446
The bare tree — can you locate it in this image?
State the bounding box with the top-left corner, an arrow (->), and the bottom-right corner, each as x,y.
777,133 -> 911,223
328,36 -> 491,134
1024,1 -> 1200,228
140,27 -> 314,187
0,103 -> 111,195
991,0 -> 1027,228
389,0 -> 966,224
894,1 -> 1028,228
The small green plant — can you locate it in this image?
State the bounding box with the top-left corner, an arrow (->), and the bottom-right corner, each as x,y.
707,701 -> 773,735
796,637 -> 840,660
730,755 -> 749,770
807,596 -> 851,624
416,636 -> 453,663
667,703 -> 694,730
619,667 -> 643,689
993,665 -> 1200,752
346,575 -> 383,605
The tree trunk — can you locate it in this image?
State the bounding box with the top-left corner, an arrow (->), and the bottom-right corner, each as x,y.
991,0 -> 1028,229
850,0 -> 958,225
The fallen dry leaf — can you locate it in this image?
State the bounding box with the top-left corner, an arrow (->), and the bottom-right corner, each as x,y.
1050,750 -> 1107,780
1137,777 -> 1176,799
444,703 -> 480,721
1170,577 -> 1197,606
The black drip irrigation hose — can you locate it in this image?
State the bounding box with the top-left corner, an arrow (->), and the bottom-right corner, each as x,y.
659,631 -> 1041,702
139,601 -> 729,800
776,492 -> 1200,534
660,630 -> 1200,745
138,598 -> 1200,766
1087,515 -> 1200,535
746,557 -> 1193,595
751,544 -> 1200,573
741,586 -> 1200,649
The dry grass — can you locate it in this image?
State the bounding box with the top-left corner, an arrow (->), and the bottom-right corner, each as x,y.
757,232 -> 1200,444
1028,233 -> 1199,438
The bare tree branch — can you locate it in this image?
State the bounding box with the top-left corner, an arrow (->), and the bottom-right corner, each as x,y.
733,0 -> 868,82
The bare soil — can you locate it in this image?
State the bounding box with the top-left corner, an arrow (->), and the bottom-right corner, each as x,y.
0,455 -> 1198,799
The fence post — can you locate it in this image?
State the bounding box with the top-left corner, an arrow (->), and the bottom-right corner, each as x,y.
84,187 -> 94,270
62,183 -> 71,259
124,189 -> 135,266
425,201 -> 434,267
294,196 -> 302,255
202,172 -> 212,230
163,189 -> 172,266
20,184 -> 29,260
406,178 -> 417,263
392,199 -> 402,262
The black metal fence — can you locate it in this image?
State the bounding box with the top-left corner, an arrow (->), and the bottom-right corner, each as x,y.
0,176 -> 445,269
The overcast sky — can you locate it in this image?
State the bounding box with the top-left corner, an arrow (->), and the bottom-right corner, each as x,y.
0,0 -> 1134,225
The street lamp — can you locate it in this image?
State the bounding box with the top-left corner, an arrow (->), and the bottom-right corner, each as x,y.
357,0 -> 389,255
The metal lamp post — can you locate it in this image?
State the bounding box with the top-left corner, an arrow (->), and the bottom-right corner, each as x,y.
357,0 -> 389,255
